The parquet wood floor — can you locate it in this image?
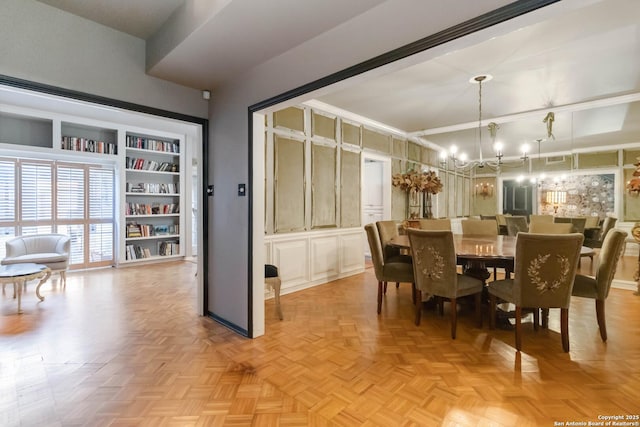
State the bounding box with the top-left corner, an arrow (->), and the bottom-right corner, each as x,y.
1,255 -> 639,426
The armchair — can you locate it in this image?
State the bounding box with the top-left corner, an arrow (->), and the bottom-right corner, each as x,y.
2,234 -> 70,286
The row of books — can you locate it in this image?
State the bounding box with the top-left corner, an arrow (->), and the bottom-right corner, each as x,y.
126,157 -> 179,173
126,136 -> 179,153
126,182 -> 179,194
61,136 -> 117,155
125,241 -> 179,260
158,241 -> 180,256
126,203 -> 180,216
126,222 -> 179,238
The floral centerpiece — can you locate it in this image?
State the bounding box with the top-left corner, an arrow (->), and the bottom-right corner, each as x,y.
627,157 -> 640,196
392,170 -> 443,218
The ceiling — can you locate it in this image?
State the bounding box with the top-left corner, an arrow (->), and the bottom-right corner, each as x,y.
34,0 -> 640,162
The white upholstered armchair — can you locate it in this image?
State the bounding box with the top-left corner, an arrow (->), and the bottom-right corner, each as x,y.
2,234 -> 71,286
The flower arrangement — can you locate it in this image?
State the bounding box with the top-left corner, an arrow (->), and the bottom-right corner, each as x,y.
392,170 -> 443,194
627,157 -> 640,196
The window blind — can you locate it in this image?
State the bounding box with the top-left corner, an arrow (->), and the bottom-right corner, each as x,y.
57,165 -> 85,220
0,160 -> 15,222
89,168 -> 114,219
89,223 -> 113,262
21,162 -> 52,221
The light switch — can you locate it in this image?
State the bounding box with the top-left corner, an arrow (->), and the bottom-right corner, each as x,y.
238,183 -> 246,196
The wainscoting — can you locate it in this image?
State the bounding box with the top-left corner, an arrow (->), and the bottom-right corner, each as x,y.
265,227 -> 365,295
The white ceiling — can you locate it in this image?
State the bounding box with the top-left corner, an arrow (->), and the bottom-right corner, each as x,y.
34,0 -> 640,161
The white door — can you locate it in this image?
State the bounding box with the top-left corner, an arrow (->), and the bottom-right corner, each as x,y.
363,159 -> 385,256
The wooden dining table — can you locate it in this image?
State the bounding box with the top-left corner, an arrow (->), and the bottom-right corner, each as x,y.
389,234 -> 516,282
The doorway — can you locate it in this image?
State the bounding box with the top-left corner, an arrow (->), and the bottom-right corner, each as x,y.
502,179 -> 536,217
362,155 -> 391,255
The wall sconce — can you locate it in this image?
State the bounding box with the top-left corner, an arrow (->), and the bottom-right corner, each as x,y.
475,181 -> 494,198
546,190 -> 567,214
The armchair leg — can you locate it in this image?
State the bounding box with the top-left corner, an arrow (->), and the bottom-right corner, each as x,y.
383,282 -> 388,294
541,308 -> 549,329
533,309 -> 539,331
377,281 -> 383,314
415,290 -> 422,326
561,308 -> 570,352
596,300 -> 607,342
60,270 -> 67,287
411,283 -> 416,304
515,306 -> 522,351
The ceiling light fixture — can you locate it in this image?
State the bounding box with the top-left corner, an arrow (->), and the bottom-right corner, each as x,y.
440,74 -> 529,171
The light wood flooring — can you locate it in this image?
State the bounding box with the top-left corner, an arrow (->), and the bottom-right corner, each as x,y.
1,255 -> 639,426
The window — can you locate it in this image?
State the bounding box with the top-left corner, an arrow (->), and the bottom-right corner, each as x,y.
0,157 -> 115,268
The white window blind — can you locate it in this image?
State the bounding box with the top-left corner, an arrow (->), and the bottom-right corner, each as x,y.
57,165 -> 85,220
89,223 -> 113,262
21,163 -> 52,221
89,168 -> 114,219
57,224 -> 84,265
0,160 -> 15,222
0,227 -> 16,259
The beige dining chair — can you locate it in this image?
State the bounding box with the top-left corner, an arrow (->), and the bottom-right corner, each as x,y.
496,214 -> 508,235
461,219 -> 498,236
572,229 -> 627,342
529,214 -> 553,224
584,216 -> 617,249
365,224 -> 415,315
528,222 -> 573,234
505,216 -> 529,236
487,232 -> 584,352
418,219 -> 451,231
584,216 -> 600,229
407,229 -> 483,338
376,220 -> 403,261
555,217 -> 586,234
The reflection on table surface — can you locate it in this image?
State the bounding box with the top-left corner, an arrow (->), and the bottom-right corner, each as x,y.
389,234 -> 516,260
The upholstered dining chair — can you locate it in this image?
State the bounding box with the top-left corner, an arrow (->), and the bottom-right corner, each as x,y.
505,216 -> 529,237
529,214 -> 553,225
365,224 -> 415,314
377,220 -> 412,289
462,219 -> 502,279
584,216 -> 617,249
528,222 -> 573,234
487,232 -> 584,352
572,229 -> 627,342
407,229 -> 483,338
418,219 -> 451,231
376,220 -> 403,261
461,219 -> 498,236
496,214 -> 508,235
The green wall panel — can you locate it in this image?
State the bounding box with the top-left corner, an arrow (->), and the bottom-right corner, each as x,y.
274,136 -> 305,232
273,107 -> 304,132
340,149 -> 361,227
311,144 -> 337,228
362,128 -> 390,153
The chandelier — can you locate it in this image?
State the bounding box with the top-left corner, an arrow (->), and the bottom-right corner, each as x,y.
440,74 -> 529,171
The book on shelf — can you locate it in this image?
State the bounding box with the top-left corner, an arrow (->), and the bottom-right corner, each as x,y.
126,223 -> 142,238
157,240 -> 179,256
61,136 -> 117,155
126,135 -> 179,153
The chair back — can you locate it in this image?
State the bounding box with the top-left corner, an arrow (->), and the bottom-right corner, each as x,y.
512,232 -> 584,308
365,224 -> 385,281
569,217 -> 587,234
530,214 -> 553,224
418,219 -> 451,231
600,216 -> 617,242
461,219 -> 498,236
407,229 -> 458,298
594,229 -> 627,300
480,215 -> 496,220
529,222 -> 573,234
584,216 -> 599,229
505,216 -> 529,236
376,220 -> 401,260
496,214 -> 507,226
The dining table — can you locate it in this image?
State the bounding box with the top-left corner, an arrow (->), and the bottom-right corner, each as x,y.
389,234 -> 517,282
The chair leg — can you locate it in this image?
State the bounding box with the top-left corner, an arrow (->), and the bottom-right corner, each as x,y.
377,281 -> 383,314
438,297 -> 444,316
474,292 -> 482,328
450,298 -> 457,339
595,300 -> 607,342
383,282 -> 388,294
489,294 -> 496,330
411,283 -> 416,304
60,270 -> 67,288
561,308 -> 570,352
542,308 -> 549,329
273,277 -> 283,320
415,290 -> 422,326
515,306 -> 522,351
533,308 -> 539,331
396,282 -> 400,289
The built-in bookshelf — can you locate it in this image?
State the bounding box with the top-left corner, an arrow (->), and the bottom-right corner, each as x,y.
124,133 -> 183,263
61,122 -> 117,155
